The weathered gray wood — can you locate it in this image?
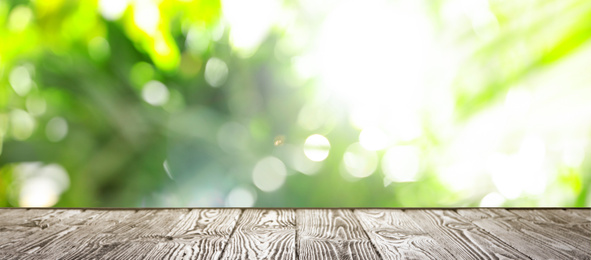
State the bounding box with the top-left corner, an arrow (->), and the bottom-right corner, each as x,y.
221,209 -> 296,259
0,209 -> 92,260
147,208 -> 241,260
458,208 -> 591,259
355,209 -> 454,260
298,209 -> 380,259
0,209 -> 57,247
25,210 -> 138,260
0,209 -> 241,260
563,208 -> 591,220
508,209 -> 591,238
0,208 -> 589,259
98,209 -> 241,259
406,209 -> 531,259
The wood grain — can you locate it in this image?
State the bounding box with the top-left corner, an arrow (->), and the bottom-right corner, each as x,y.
148,208 -> 242,260
0,209 -> 241,260
298,209 -> 380,260
221,209 -> 296,259
0,209 -> 57,248
405,209 -> 531,259
0,209 -> 96,260
458,208 -> 591,259
358,209 -> 514,260
508,209 -> 591,238
0,208 -> 588,259
99,209 -> 241,260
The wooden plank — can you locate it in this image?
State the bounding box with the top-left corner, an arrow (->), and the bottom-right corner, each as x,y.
0,210 -> 85,252
221,209 -> 295,259
0,210 -> 139,259
145,208 -> 241,260
355,209 -> 452,259
0,209 -> 57,247
51,209 -> 189,259
404,209 -> 531,259
458,208 -> 591,259
563,208 -> 591,221
0,209 -> 241,259
298,209 -> 379,259
0,209 -> 56,225
508,209 -> 591,238
0,208 -> 589,259
40,210 -> 141,259
96,209 -> 239,259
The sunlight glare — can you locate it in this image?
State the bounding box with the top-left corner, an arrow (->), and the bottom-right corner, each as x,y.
10,109 -> 35,140
8,5 -> 32,32
382,145 -> 420,183
133,0 -> 160,35
562,141 -> 586,168
303,134 -> 330,162
252,156 -> 287,192
225,186 -> 257,207
488,137 -> 547,199
19,177 -> 59,207
46,117 -> 68,142
359,127 -> 391,151
343,142 -> 377,178
16,162 -> 69,207
204,57 -> 229,87
99,0 -> 129,20
141,80 -> 169,106
504,88 -> 532,118
281,144 -> 321,175
480,192 -> 505,207
9,66 -> 33,96
222,0 -> 279,57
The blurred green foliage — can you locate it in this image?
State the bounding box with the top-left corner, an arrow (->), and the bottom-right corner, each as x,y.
0,0 -> 590,207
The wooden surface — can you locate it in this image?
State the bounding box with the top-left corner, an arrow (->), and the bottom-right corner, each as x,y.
0,208 -> 588,259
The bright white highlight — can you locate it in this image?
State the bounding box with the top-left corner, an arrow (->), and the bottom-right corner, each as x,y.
222,0 -> 280,57
46,117 -> 68,142
303,134 -> 330,162
10,109 -> 35,140
480,192 -> 505,207
315,0 -> 431,145
562,141 -> 586,168
205,57 -> 229,87
382,145 -> 420,182
133,0 -> 160,35
142,80 -> 169,106
8,6 -> 32,32
99,0 -> 129,20
225,186 -> 257,207
359,127 -> 391,151
504,88 -> 532,118
252,156 -> 287,192
16,163 -> 70,207
9,66 -> 33,96
343,143 -> 378,178
488,136 -> 548,199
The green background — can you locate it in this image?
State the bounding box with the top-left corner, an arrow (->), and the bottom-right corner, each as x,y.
0,0 -> 589,207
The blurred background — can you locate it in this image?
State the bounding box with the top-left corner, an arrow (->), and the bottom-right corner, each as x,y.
0,0 -> 590,207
